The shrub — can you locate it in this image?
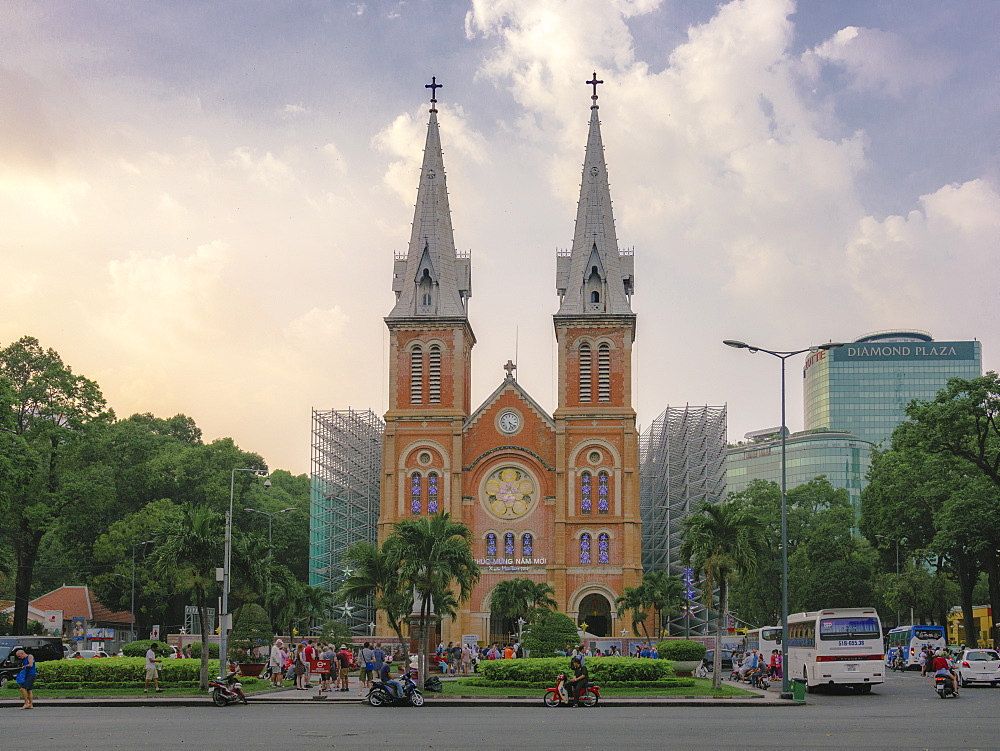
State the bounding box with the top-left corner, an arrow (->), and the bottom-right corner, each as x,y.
656,639 -> 706,661
521,611 -> 580,657
478,657 -> 675,684
34,657 -> 221,686
229,603 -> 272,662
121,641 -> 174,658
189,641 -> 220,659
458,677 -> 694,689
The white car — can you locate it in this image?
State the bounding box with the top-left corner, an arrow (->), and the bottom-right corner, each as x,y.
67,649 -> 111,659
955,649 -> 1000,687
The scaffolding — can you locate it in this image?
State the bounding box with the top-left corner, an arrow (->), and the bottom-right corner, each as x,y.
639,405 -> 727,636
310,408 -> 384,634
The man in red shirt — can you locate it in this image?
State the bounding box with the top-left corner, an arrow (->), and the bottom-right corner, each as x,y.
302,640 -> 317,688
932,650 -> 957,694
337,645 -> 352,692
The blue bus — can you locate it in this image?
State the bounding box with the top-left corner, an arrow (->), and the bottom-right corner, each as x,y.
885,625 -> 946,669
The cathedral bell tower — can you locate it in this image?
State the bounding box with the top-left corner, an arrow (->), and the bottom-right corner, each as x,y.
552,74 -> 642,620
381,79 -> 474,543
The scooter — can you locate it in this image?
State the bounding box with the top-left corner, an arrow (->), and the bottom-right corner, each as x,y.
934,674 -> 959,699
209,672 -> 247,706
543,673 -> 601,707
367,674 -> 425,707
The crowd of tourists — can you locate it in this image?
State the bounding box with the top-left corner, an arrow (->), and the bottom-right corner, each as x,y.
265,639 -> 405,695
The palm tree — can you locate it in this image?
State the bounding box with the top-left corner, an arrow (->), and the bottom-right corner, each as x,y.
153,503 -> 222,689
679,501 -> 762,688
489,578 -> 557,637
341,540 -> 412,655
642,569 -> 685,638
390,512 -> 480,682
615,586 -> 650,638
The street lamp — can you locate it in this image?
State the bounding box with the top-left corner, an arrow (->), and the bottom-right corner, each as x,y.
516,617 -> 527,644
724,338 -> 845,699
243,506 -> 296,546
130,540 -> 155,642
220,468 -> 270,679
875,534 -> 901,627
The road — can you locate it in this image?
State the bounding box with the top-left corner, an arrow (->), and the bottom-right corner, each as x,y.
4,670 -> 997,749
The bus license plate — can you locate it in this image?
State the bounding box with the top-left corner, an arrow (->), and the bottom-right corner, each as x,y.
844,664 -> 858,672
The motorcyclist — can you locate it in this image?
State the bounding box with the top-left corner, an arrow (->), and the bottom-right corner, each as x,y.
377,659 -> 403,699
931,649 -> 957,694
566,654 -> 589,707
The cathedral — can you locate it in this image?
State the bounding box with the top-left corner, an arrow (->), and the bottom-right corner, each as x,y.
378,77 -> 642,642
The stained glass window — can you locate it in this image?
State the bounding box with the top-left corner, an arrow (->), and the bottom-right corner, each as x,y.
427,472 -> 439,514
486,533 -> 497,556
504,532 -> 515,557
580,533 -> 592,564
598,533 -> 609,564
581,472 -> 592,514
410,472 -> 422,515
522,533 -> 533,557
598,471 -> 609,514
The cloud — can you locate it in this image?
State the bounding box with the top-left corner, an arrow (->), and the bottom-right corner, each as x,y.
285,306 -> 350,342
280,103 -> 310,118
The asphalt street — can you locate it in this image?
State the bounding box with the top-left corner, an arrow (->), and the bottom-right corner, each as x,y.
3,670 -> 996,750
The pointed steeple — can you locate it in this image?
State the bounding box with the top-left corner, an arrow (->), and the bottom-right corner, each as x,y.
389,78 -> 471,319
556,73 -> 634,316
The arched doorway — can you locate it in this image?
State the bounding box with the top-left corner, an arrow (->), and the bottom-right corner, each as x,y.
578,594 -> 612,637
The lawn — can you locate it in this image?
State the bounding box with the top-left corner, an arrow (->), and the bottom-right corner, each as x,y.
441,678 -> 758,698
0,679 -> 278,699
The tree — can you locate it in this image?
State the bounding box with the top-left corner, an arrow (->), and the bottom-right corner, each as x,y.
489,577 -> 557,635
680,501 -> 762,688
229,603 -> 272,663
390,512 -> 480,682
340,540 -> 411,656
521,610 -> 580,657
641,569 -> 685,638
0,336 -> 113,632
614,586 -> 650,638
153,504 -> 222,689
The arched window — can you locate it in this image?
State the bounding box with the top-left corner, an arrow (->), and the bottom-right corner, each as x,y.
522,533 -> 533,557
428,345 -> 441,404
486,533 -> 497,557
580,472 -> 592,514
598,471 -> 610,514
410,472 -> 422,515
579,343 -> 592,402
598,533 -> 610,564
504,532 -> 515,557
598,343 -> 610,402
427,472 -> 439,514
410,346 -> 423,404
580,533 -> 592,564
591,290 -> 600,303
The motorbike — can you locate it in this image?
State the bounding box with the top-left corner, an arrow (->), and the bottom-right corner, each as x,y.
749,668 -> 770,690
934,675 -> 959,699
543,673 -> 601,707
367,674 -> 425,707
209,672 -> 247,707
890,654 -> 907,672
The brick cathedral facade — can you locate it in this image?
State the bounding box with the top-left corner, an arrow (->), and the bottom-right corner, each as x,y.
378,79 -> 641,642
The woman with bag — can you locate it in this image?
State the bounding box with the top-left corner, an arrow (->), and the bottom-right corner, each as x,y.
14,648 -> 36,710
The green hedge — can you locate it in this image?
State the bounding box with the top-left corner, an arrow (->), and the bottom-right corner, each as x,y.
121,640 -> 175,658
189,641 -> 220,658
657,639 -> 707,661
34,657 -> 221,685
478,657 -> 675,684
459,678 -> 695,689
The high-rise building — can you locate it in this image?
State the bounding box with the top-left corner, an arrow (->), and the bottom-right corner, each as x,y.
804,330 -> 982,446
374,78 -> 642,642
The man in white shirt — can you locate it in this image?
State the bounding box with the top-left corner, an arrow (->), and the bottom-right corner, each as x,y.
268,639 -> 284,687
144,643 -> 163,693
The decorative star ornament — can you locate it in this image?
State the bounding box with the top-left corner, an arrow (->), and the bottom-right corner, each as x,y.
341,566 -> 354,579
340,603 -> 354,617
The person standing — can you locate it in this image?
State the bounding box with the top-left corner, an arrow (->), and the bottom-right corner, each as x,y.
144,643 -> 163,693
14,648 -> 36,709
359,642 -> 376,695
460,643 -> 472,676
268,639 -> 284,687
337,644 -> 352,692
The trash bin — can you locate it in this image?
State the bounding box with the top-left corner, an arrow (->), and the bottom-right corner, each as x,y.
791,677 -> 806,702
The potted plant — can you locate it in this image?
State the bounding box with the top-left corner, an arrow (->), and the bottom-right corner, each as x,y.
230,604 -> 272,677
657,639 -> 707,676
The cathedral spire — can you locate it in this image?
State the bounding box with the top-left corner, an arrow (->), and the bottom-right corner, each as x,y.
555,73 -> 634,316
389,78 -> 471,319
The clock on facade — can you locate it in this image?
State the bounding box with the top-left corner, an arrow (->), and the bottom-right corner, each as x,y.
498,411 -> 520,433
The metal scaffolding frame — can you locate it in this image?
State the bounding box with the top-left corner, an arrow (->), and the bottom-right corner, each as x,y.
309,408 -> 384,634
640,405 -> 727,636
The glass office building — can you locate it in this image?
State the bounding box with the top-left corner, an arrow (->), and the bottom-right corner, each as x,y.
726,429 -> 874,520
804,330 -> 982,447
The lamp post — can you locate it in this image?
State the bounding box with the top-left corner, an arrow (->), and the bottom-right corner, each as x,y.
130,540 -> 155,642
243,506 -> 296,547
724,338 -> 845,698
516,617 -> 527,645
220,468 -> 270,679
875,534 -> 901,627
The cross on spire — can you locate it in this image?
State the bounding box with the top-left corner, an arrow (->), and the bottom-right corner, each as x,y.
503,359 -> 517,379
587,72 -> 604,101
425,76 -> 442,110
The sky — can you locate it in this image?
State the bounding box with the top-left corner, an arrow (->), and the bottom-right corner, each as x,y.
2,0 -> 998,475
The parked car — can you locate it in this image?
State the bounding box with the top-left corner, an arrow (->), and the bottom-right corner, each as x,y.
0,636 -> 65,687
955,648 -> 1000,687
68,649 -> 111,659
702,649 -> 735,672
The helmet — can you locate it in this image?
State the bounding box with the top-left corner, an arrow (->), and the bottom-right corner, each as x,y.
571,655 -> 582,664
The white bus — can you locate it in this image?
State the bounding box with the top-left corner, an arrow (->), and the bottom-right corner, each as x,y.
746,625 -> 781,657
786,608 -> 884,693
885,625 -> 946,669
